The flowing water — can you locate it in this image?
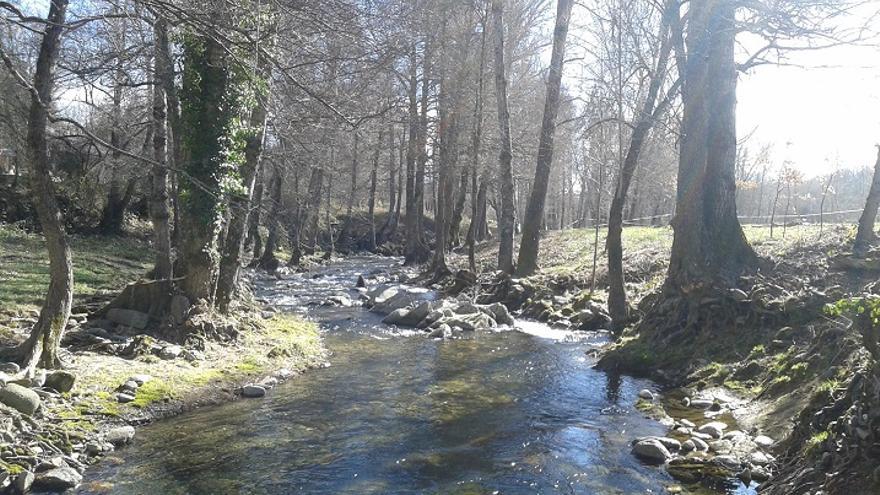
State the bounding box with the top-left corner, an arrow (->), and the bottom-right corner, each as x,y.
78,257 -> 750,495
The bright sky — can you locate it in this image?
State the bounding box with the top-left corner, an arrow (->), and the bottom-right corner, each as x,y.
738,42 -> 880,177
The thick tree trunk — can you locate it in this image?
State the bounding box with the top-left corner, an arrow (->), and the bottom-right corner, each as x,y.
515,0 -> 574,276
178,34 -> 236,302
491,0 -> 516,274
404,44 -> 431,265
150,17 -> 173,280
19,0 -> 72,371
465,23 -> 485,272
216,61 -> 270,312
301,167 -> 324,253
854,146 -> 880,254
665,0 -> 756,294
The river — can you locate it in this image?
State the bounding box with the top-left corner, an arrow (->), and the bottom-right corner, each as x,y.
77,256 -> 749,494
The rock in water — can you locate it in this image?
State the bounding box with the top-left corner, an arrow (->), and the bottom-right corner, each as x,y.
697,421 -> 728,439
356,275 -> 366,288
44,370 -> 76,393
242,385 -> 266,398
632,439 -> 672,463
480,303 -> 514,326
32,467 -> 82,491
105,425 -> 136,446
0,383 -> 41,415
397,301 -> 436,327
382,308 -> 409,325
106,308 -> 150,330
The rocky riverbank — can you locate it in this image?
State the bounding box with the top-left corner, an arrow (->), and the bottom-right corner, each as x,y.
0,273 -> 326,494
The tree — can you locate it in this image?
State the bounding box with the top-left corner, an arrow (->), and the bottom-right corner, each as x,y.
606,0 -> 680,330
515,0 -> 575,276
664,0 -> 756,294
491,0 -> 516,274
17,0 -> 73,370
854,146 -> 880,254
150,16 -> 173,281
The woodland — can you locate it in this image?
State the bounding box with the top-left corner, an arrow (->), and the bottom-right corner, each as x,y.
1,0 -> 880,493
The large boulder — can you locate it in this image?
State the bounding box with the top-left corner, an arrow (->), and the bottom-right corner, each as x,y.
371,287 -> 435,315
381,309 -> 409,325
0,383 -> 41,415
397,301 -> 437,327
106,308 -> 150,330
32,467 -> 82,491
479,303 -> 514,326
442,312 -> 496,332
44,370 -> 76,393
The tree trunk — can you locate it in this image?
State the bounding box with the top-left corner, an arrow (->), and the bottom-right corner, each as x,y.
178,34 -> 235,302
245,163 -> 264,260
465,22 -> 485,272
515,0 -> 574,276
19,0 -> 72,371
854,147 -> 880,254
665,0 -> 756,294
341,131 -> 359,243
607,2 -> 676,330
491,0 -> 516,274
150,17 -> 173,281
367,128 -> 383,251
257,166 -> 283,269
216,58 -> 271,312
405,43 -> 431,265
448,167 -> 468,248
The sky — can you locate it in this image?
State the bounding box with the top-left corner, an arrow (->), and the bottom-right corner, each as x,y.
737,41 -> 880,177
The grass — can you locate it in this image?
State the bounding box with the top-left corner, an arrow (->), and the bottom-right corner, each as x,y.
0,224 -> 152,313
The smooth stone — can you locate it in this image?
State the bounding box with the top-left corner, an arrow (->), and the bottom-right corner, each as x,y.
241,385 -> 266,398
691,431 -> 714,441
723,430 -> 747,441
44,370 -> 76,393
754,435 -> 775,448
681,440 -> 696,453
691,437 -> 710,452
158,345 -> 183,360
105,425 -> 136,446
632,438 -> 672,463
397,301 -> 437,327
116,393 -> 135,403
748,451 -> 771,466
381,308 -> 409,325
0,383 -> 41,415
480,303 -> 515,326
708,439 -> 733,454
638,389 -> 655,401
697,421 -> 728,439
32,467 -> 82,491
690,398 -> 714,409
14,471 -> 34,494
679,419 -> 696,428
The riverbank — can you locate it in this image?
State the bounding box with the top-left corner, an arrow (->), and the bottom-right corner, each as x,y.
443,223 -> 879,493
0,225 -> 327,493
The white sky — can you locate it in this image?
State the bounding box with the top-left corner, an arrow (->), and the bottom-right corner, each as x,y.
738,42 -> 880,177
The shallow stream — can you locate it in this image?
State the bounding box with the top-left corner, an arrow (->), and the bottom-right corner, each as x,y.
78,257 -> 748,494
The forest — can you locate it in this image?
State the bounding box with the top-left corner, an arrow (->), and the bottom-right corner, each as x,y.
1,0 -> 880,493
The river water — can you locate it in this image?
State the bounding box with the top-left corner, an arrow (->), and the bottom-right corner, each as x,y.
77,257 -> 745,494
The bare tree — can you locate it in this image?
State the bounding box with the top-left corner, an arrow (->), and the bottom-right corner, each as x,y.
855,146 -> 880,254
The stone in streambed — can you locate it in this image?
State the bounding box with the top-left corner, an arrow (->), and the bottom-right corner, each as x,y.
32,467 -> 82,491
632,438 -> 672,463
242,385 -> 266,398
105,425 -> 136,446
480,302 -> 514,326
382,308 -> 409,325
0,383 -> 41,415
697,421 -> 728,439
44,370 -> 76,393
754,435 -> 775,448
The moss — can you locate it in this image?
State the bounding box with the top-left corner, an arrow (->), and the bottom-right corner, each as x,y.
806,430 -> 829,454
131,379 -> 176,408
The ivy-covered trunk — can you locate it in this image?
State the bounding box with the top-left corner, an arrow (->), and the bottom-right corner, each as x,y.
178,34 -> 238,303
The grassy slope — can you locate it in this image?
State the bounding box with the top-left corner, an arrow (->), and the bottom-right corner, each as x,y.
0,224 -> 153,313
